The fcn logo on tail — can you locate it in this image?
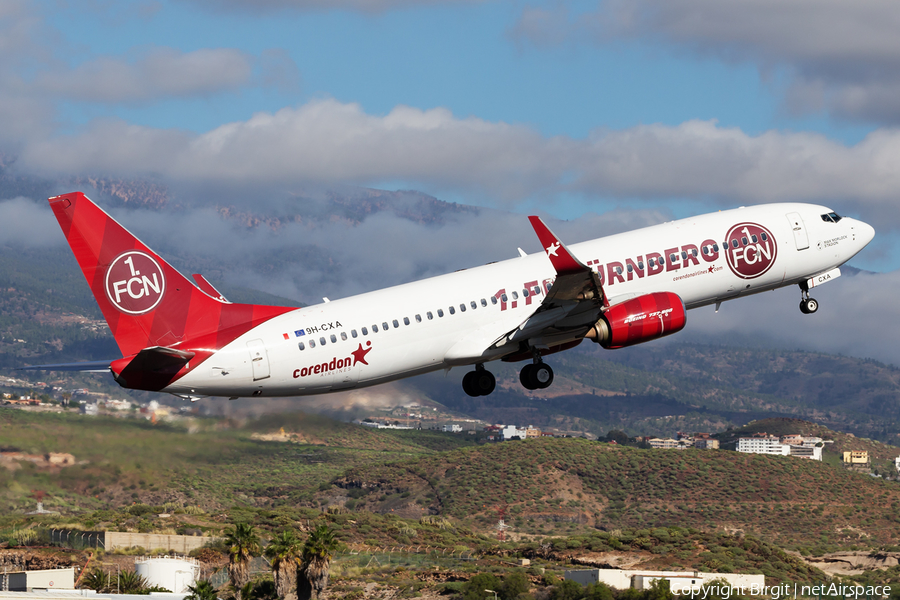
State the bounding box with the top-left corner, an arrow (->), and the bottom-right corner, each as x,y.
104,251 -> 166,314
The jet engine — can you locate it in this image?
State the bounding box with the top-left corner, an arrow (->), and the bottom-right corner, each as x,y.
586,291 -> 686,349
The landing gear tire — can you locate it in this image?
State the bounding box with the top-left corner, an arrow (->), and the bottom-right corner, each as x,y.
798,281 -> 818,315
520,363 -> 554,390
463,368 -> 495,397
800,298 -> 818,314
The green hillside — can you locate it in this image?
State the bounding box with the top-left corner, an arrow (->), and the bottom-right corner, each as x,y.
331,436 -> 900,553
0,408 -> 473,515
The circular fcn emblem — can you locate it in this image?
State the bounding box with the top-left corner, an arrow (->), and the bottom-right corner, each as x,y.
724,222 -> 778,279
104,251 -> 166,314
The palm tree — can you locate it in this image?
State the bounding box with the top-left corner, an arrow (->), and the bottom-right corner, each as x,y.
265,530 -> 303,600
186,580 -> 219,600
80,569 -> 112,593
117,570 -> 151,594
225,523 -> 261,600
299,525 -> 341,600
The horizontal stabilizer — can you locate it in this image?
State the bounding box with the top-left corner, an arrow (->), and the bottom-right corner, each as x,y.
111,346 -> 196,391
18,360 -> 113,373
192,274 -> 230,303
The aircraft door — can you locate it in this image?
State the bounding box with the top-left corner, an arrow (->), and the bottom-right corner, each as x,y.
787,212 -> 809,250
246,339 -> 271,381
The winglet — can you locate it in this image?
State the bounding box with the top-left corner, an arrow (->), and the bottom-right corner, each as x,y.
528,216 -> 589,276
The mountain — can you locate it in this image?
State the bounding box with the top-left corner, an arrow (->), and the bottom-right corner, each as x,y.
327,434 -> 900,553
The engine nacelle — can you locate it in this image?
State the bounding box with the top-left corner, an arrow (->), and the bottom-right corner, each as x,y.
587,292 -> 686,349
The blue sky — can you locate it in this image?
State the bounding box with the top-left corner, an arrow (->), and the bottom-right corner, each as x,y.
3,0 -> 900,272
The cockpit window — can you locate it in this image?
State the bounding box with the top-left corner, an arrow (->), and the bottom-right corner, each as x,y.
821,212 -> 843,223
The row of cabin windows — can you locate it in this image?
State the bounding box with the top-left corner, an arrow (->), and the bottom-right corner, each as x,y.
297,291 -> 541,352
610,236 -> 773,275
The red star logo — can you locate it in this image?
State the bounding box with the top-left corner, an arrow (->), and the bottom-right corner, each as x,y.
351,341 -> 372,366
708,266 -> 715,273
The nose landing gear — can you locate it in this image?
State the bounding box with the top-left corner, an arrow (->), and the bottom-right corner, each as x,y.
799,282 -> 818,314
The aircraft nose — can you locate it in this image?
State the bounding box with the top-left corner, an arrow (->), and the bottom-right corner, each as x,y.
858,219 -> 875,246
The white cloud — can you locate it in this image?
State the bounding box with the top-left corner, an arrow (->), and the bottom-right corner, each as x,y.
0,197 -> 65,248
16,101 -> 900,229
33,47 -> 297,104
513,0 -> 900,123
687,269 -> 900,367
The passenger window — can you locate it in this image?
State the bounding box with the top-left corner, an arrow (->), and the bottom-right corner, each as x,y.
392,319 -> 399,328
471,301 -> 477,309
626,264 -> 633,273
351,329 -> 358,338
751,235 -> 758,243
713,243 -> 720,252
362,327 -> 368,335
309,339 -> 316,348
320,337 -> 326,346
437,309 -> 444,317
760,233 -> 768,242
501,294 -> 508,302
340,332 -> 347,341
702,247 -> 709,255
731,239 -> 739,248
404,317 -> 410,325
637,261 -> 644,269
298,342 -> 305,350
522,289 -> 529,297
669,254 -> 677,262
481,298 -> 487,307
372,324 -> 379,332
491,296 -> 498,305
415,314 -> 422,323
459,304 -> 466,312
692,249 -> 698,257
741,236 -> 748,245
649,258 -> 655,267
383,321 -> 390,330
449,306 -> 456,315
330,334 -> 337,343
512,291 -> 519,300
427,311 -> 433,320
681,251 -> 687,260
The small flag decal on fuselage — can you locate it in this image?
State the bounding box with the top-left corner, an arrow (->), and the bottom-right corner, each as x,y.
295,330 -> 305,337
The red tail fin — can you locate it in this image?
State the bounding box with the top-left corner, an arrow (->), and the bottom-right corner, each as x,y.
49,192 -> 294,358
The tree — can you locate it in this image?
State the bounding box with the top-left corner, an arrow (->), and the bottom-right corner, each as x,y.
225,523 -> 261,600
462,573 -> 502,600
299,524 -> 341,600
500,571 -> 530,600
117,570 -> 152,594
80,569 -> 112,593
265,530 -> 303,600
186,580 -> 220,600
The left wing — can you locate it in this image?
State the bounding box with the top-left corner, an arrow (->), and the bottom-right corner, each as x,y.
444,216 -> 607,364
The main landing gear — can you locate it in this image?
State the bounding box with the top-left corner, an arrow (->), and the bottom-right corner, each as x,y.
799,282 -> 818,314
462,364 -> 496,397
520,350 -> 554,391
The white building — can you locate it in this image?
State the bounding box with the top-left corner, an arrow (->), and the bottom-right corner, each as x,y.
442,424 -> 462,433
565,569 -> 764,593
789,444 -> 823,460
3,568 -> 75,591
737,436 -> 790,456
501,425 -> 527,440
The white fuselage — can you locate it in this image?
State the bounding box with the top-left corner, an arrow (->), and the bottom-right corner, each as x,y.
168,203 -> 873,397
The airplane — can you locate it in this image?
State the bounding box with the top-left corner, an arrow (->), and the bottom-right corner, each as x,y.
22,192 -> 874,399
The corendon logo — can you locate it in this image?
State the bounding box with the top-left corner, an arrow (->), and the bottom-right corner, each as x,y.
105,251 -> 166,315
293,341 -> 372,379
724,222 -> 777,279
